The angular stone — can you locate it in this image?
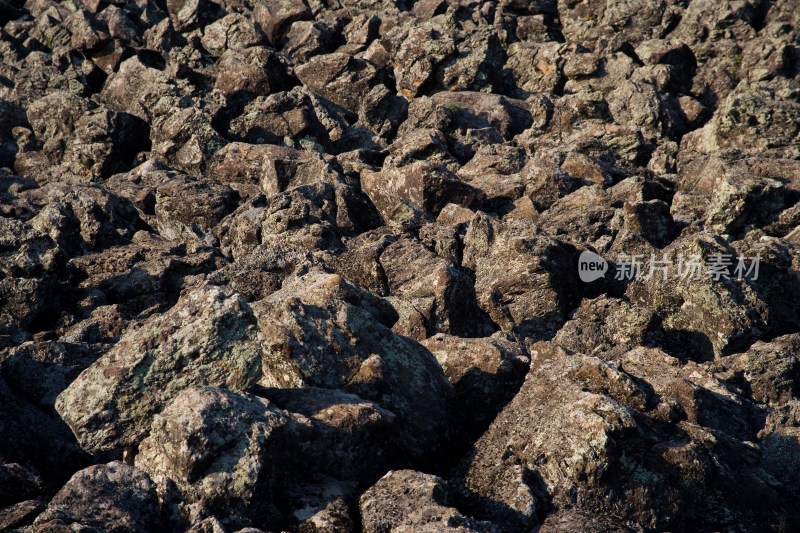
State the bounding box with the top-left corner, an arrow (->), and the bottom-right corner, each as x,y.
33,462 -> 160,533
55,285 -> 264,453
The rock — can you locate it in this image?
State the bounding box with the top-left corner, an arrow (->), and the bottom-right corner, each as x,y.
437,29 -> 506,93
378,237 -> 492,337
0,463 -> 44,505
150,105 -> 227,175
626,232 -> 769,359
207,142 -> 343,195
361,162 -> 484,224
453,342 -> 798,531
215,46 -> 296,99
553,295 -> 659,356
255,386 -> 399,483
295,52 -> 383,114
167,0 -> 208,32
25,183 -> 143,256
0,499 -> 45,531
137,386 -> 293,530
215,182 -> 379,257
3,0 -> 800,529
710,334 -> 800,407
201,14 -> 265,57
672,155 -> 796,234
421,333 -> 529,433
253,271 -> 457,465
254,0 -> 311,46
503,42 -> 565,95
283,20 -> 342,63
0,376 -> 91,488
360,470 -> 499,533
154,174 -> 239,247
464,215 -> 580,338
393,24 -> 455,98
55,285 -> 264,453
0,341 -> 102,410
227,87 -> 334,148
682,80 -> 800,160
33,462 -> 161,532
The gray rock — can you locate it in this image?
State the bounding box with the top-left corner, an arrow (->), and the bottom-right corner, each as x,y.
137,386 -> 292,530
33,462 -> 160,532
55,285 -> 264,453
360,470 -> 499,533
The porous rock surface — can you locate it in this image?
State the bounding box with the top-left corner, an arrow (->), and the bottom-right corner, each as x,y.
1,0 -> 800,530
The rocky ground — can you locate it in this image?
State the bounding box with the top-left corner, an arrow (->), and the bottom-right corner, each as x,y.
1,0 -> 800,531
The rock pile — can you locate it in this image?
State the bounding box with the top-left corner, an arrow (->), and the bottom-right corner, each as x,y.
1,0 -> 800,530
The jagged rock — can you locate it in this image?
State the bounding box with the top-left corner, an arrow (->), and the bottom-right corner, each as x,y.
672,155 -> 798,234
207,142 -> 343,195
683,80 -> 800,160
33,462 -> 160,532
283,20 -> 341,63
201,14 -> 265,57
0,376 -> 91,488
360,470 -> 499,533
254,0 -> 311,46
393,24 -> 455,98
256,386 -> 400,483
216,182 -> 379,257
55,285 -> 264,453
215,46 -> 296,99
0,463 -> 43,506
0,341 -> 102,409
710,333 -> 800,407
227,87 -> 334,148
2,0 -> 800,529
25,183 -> 143,256
362,162 -> 483,225
626,231 -> 769,359
454,342 -> 799,531
553,295 -> 659,356
421,333 -> 529,433
252,271 -> 457,465
463,215 -> 580,338
379,236 -> 492,337
137,386 -> 293,530
154,174 -> 239,247
295,52 -> 383,114
0,499 -> 44,531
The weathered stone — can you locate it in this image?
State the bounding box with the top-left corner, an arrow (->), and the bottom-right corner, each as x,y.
137,386 -> 292,530
464,215 -> 580,338
207,142 -> 343,195
55,285 -> 264,453
360,470 -> 499,533
253,271 -> 456,464
33,462 -> 160,532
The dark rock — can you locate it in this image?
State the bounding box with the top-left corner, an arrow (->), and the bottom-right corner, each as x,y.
252,270 -> 457,466
360,470 -> 500,533
137,386 -> 292,530
33,462 -> 161,532
55,285 -> 264,453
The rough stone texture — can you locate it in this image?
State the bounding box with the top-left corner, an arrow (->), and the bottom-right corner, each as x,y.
55,285 -> 264,453
33,462 -> 160,532
360,470 -> 499,533
253,270 -> 457,465
3,0 -> 800,530
137,386 -> 292,530
454,342 -> 799,531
